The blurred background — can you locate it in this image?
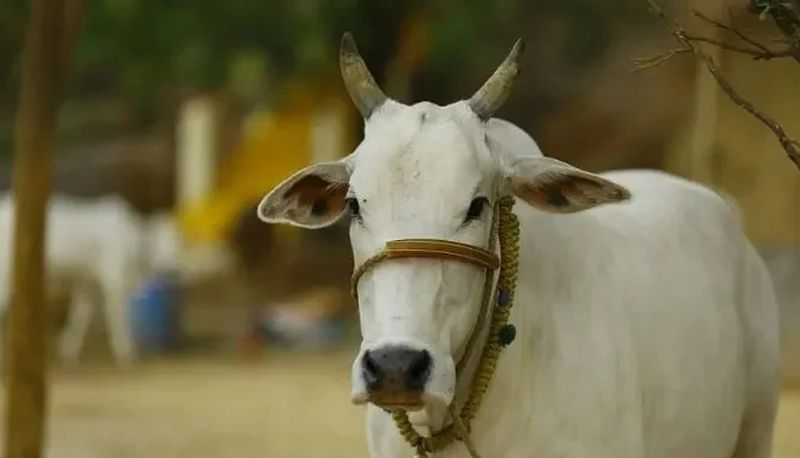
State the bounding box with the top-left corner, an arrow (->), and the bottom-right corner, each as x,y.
0,0 -> 798,456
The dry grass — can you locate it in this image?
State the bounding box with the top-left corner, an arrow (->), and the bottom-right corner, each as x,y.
0,350 -> 798,457
3,352 -> 366,458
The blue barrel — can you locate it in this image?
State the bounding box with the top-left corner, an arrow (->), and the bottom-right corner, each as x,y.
130,274 -> 181,353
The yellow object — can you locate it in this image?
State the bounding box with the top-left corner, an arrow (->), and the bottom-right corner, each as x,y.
177,82 -> 355,245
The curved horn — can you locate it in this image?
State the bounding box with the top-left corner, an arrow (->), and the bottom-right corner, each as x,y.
340,32 -> 387,118
469,39 -> 525,121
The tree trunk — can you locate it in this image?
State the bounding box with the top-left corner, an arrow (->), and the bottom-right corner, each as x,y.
3,1 -> 87,457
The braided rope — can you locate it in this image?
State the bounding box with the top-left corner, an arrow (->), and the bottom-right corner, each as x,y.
448,404 -> 480,457
387,196 -> 520,457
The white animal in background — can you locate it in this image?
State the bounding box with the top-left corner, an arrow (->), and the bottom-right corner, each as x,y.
257,34 -> 780,457
0,194 -> 179,366
142,210 -> 183,276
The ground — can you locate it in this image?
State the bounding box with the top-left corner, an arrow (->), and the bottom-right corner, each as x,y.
0,350 -> 798,457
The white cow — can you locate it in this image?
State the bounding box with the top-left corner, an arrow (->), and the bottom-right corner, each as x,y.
257,34 -> 780,458
0,194 -> 179,366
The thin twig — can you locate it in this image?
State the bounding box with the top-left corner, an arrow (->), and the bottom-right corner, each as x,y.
691,47 -> 800,170
687,8 -> 797,59
631,47 -> 692,71
748,0 -> 800,63
682,33 -> 796,59
693,9 -> 772,52
639,0 -> 800,171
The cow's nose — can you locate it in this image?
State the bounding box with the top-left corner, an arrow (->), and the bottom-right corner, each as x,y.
362,347 -> 432,393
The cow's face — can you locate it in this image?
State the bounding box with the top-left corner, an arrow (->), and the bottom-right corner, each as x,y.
258,34 -> 630,413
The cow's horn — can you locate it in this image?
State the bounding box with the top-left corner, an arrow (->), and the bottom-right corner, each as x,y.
340,32 -> 387,118
469,39 -> 525,121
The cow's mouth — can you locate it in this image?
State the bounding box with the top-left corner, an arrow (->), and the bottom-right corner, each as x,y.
368,391 -> 425,411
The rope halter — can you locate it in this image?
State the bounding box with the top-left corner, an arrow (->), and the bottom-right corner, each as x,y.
350,196 -> 521,458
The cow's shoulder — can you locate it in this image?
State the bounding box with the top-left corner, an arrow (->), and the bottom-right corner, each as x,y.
515,169 -> 743,263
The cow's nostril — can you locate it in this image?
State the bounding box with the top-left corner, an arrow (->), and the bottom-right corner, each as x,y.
407,350 -> 432,391
362,350 -> 381,390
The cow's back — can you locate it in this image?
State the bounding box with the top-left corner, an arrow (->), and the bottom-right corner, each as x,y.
511,169 -> 779,457
0,194 -> 143,298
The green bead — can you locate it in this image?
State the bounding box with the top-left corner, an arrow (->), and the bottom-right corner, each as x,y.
498,324 -> 516,346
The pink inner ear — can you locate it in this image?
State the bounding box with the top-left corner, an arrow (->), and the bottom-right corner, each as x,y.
285,175 -> 349,219
517,175 -> 622,211
515,177 -> 580,209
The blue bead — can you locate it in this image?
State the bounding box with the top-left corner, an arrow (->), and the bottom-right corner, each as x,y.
497,289 -> 510,306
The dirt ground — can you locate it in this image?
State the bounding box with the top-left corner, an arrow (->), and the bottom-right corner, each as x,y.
0,350 -> 798,458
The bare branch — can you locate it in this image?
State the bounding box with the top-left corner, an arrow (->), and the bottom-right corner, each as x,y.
691,46 -> 800,170
748,0 -> 800,62
632,47 -> 692,72
641,0 -> 800,171
682,33 -> 796,59
693,9 -> 771,52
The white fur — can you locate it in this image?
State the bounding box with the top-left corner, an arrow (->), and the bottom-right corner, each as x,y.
259,101 -> 780,457
0,194 -> 182,366
143,211 -> 183,275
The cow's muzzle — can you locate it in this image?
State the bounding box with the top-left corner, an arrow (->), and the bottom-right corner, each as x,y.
362,346 -> 431,410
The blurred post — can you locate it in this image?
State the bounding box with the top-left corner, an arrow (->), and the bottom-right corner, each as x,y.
176,96 -> 218,207
174,95 -> 221,278
687,0 -> 725,185
4,1 -> 87,457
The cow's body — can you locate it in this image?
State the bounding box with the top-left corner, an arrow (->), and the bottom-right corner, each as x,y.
258,34 -> 780,458
365,169 -> 779,457
0,194 -> 145,364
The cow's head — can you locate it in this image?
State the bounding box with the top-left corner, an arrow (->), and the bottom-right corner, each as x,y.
258,34 -> 630,412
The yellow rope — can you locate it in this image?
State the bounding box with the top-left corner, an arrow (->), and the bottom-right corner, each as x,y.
351,252 -> 389,298
448,404 -> 481,458
388,196 -> 520,457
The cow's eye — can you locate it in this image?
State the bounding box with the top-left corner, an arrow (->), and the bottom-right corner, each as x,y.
346,197 -> 360,218
465,197 -> 488,222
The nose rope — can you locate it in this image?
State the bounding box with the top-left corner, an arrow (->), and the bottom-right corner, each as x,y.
350,239 -> 500,299
350,196 -> 521,458
447,404 -> 481,458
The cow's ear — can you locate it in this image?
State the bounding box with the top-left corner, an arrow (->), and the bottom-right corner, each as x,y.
486,118 -> 630,213
258,161 -> 351,228
505,157 -> 630,213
